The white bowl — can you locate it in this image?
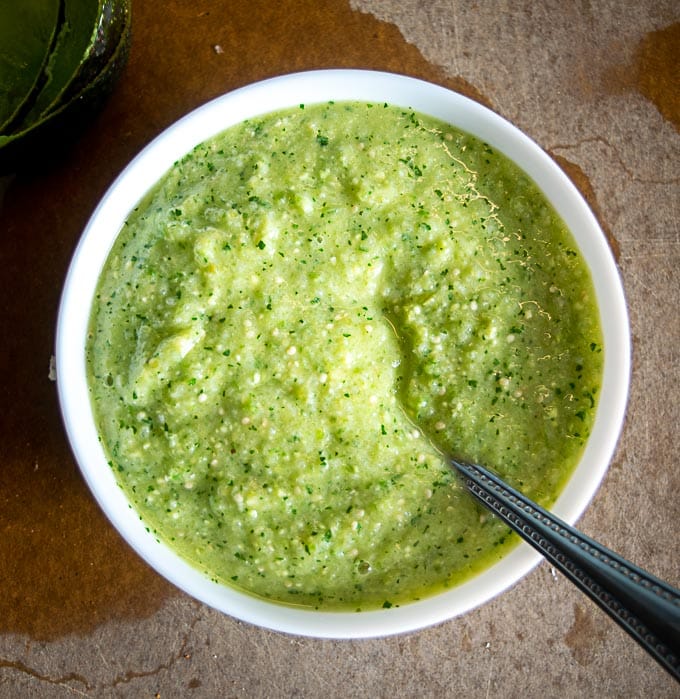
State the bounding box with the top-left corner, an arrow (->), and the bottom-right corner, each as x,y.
56,69 -> 630,639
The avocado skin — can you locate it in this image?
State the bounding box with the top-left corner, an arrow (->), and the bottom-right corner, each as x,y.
0,0 -> 131,175
58,0 -> 132,109
0,0 -> 62,134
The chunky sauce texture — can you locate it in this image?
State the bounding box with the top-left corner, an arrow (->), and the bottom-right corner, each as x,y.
87,102 -> 603,609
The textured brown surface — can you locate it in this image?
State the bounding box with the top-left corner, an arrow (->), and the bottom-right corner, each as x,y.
0,1 -> 678,696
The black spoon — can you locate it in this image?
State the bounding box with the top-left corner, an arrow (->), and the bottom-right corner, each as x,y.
449,458 -> 680,681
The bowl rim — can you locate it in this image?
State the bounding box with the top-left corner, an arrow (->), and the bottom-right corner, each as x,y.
56,68 -> 631,639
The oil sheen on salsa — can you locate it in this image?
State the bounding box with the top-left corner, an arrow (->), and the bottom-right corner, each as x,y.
87,102 -> 603,610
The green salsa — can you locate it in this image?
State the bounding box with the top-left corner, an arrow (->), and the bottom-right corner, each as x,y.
87,102 -> 603,610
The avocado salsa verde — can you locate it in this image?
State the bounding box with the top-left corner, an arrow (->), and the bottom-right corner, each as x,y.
87,101 -> 603,610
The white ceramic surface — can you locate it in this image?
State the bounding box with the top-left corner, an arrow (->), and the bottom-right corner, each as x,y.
56,70 -> 630,639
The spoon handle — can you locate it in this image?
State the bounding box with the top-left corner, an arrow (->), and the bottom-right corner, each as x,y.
449,458 -> 680,681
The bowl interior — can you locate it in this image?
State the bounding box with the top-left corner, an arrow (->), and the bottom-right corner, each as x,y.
56,69 -> 630,639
